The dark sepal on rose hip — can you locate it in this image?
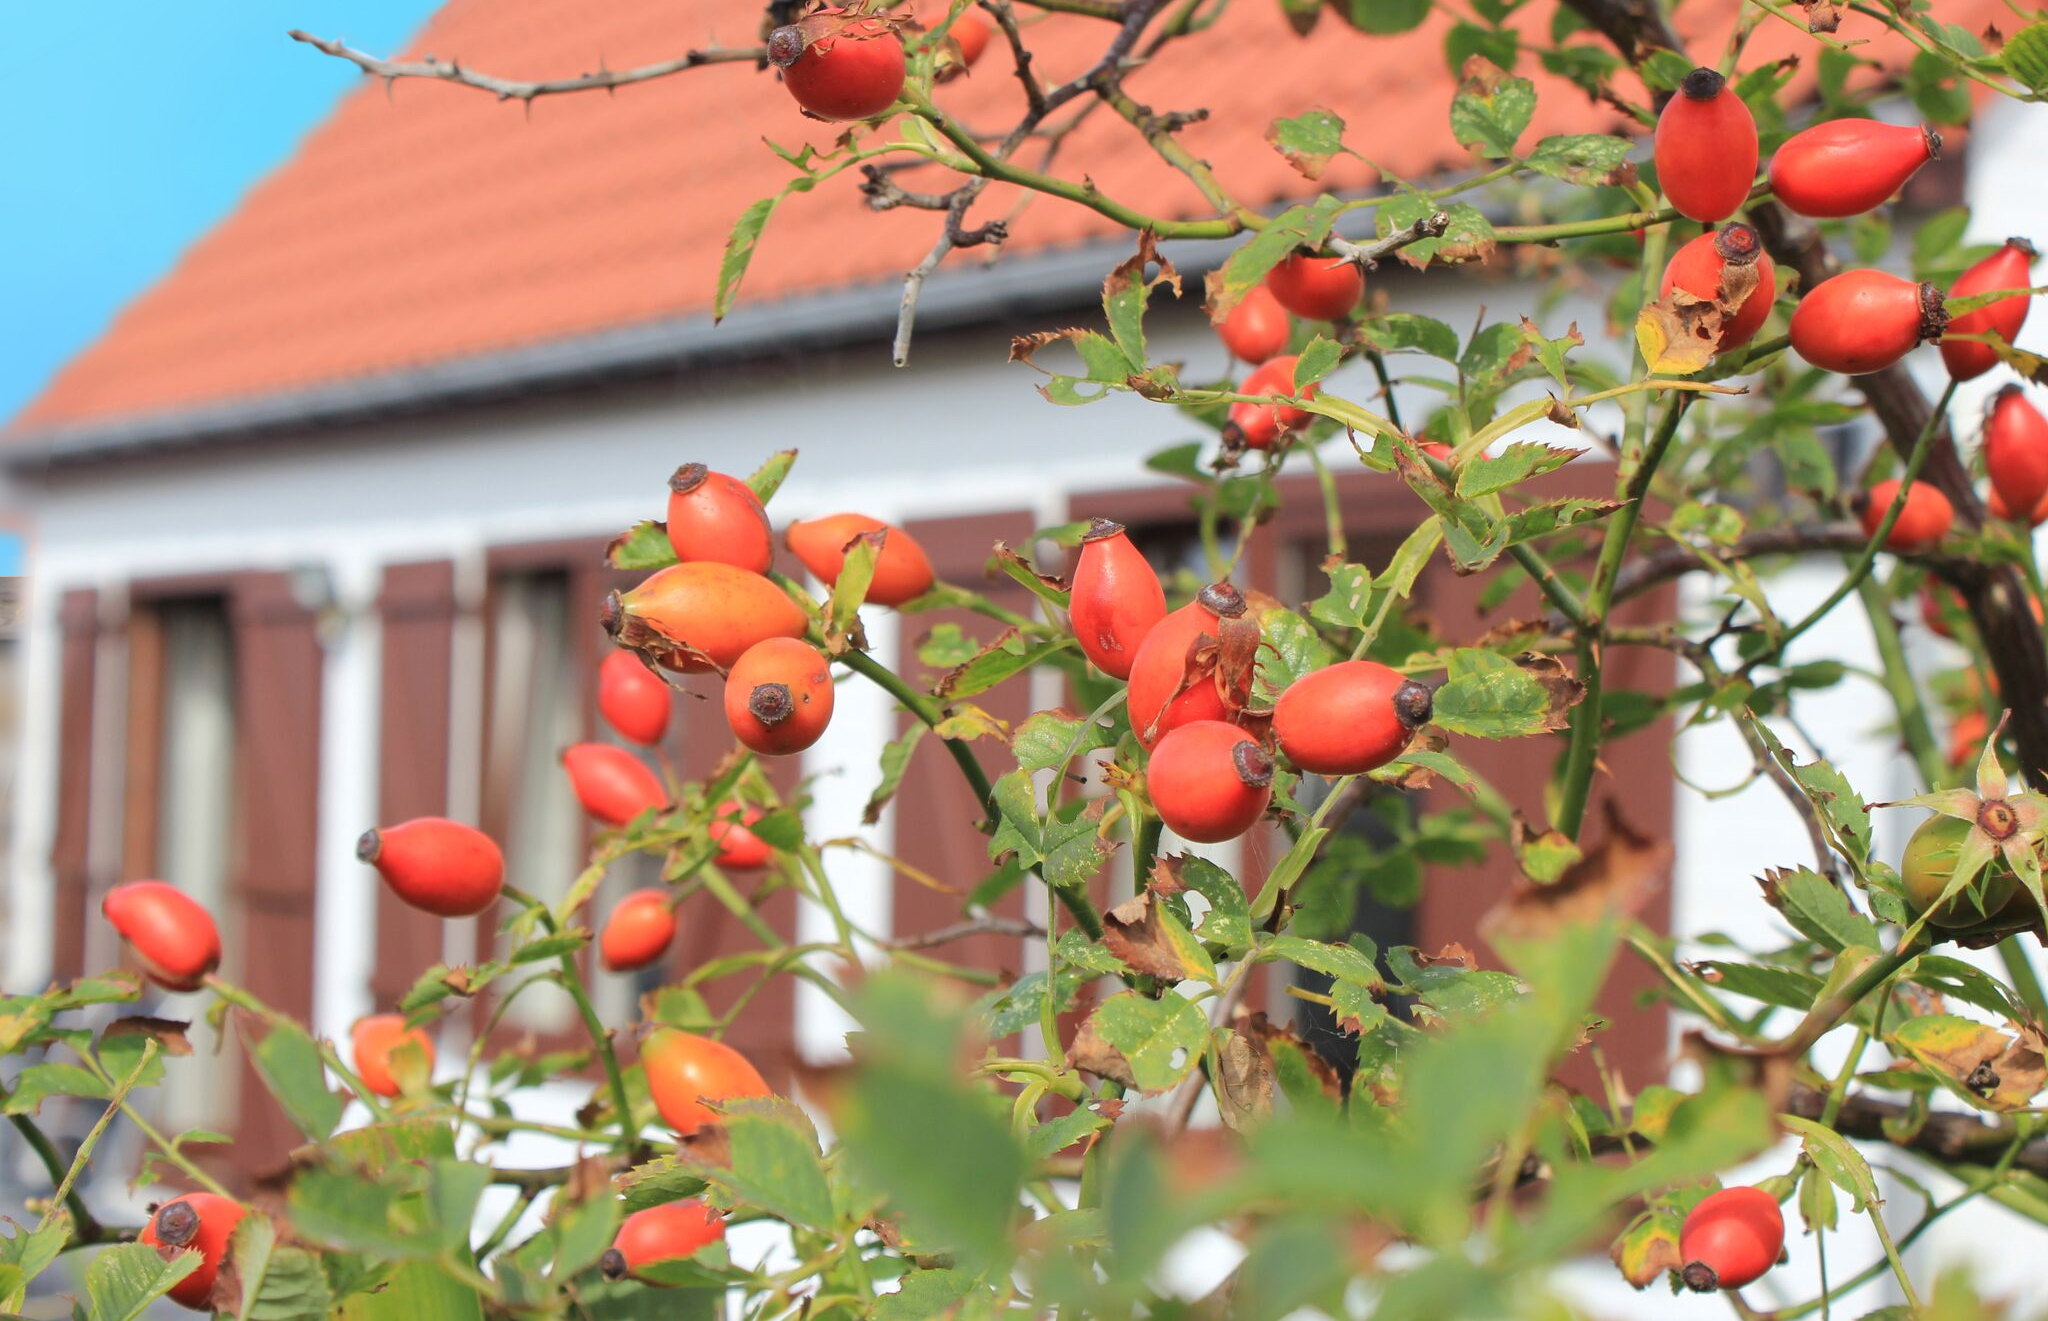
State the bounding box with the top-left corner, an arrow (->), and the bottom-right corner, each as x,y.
153,1199 -> 201,1249
668,462 -> 710,495
748,682 -> 795,726
767,25 -> 806,68
1198,582 -> 1247,618
1679,66 -> 1726,99
1393,679 -> 1435,730
1713,223 -> 1763,266
600,1248 -> 629,1280
1082,516 -> 1126,543
355,828 -> 383,864
1680,1260 -> 1720,1293
1231,740 -> 1274,789
1918,282 -> 1950,341
600,590 -> 625,639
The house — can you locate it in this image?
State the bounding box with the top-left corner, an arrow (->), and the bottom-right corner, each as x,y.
5,0 -> 2042,1306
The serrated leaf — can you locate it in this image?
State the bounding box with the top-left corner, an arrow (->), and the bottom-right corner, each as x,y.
1525,133 -> 1634,185
935,629 -> 1076,701
1455,442 -> 1580,498
1449,69 -> 1536,159
863,722 -> 925,825
1332,0 -> 1429,34
744,450 -> 798,504
1760,867 -> 1882,952
2007,22 -> 2048,90
1011,707 -> 1117,775
1153,854 -> 1253,957
1359,313 -> 1461,360
1068,992 -> 1210,1092
86,1243 -> 202,1321
1431,649 -> 1584,738
245,1018 -> 344,1142
1267,107 -> 1348,180
1294,335 -> 1343,389
605,521 -> 677,571
714,197 -> 778,322
699,1098 -> 835,1230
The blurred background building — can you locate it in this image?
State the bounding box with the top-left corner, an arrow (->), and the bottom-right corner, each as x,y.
1,0 -> 2040,1312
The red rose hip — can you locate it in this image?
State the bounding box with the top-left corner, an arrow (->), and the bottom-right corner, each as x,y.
1069,518 -> 1168,680
357,818 -> 505,918
710,802 -> 775,870
1217,285 -> 1291,364
1768,119 -> 1939,219
1273,661 -> 1433,775
599,651 -> 672,746
1227,355 -> 1316,450
564,743 -> 669,826
1265,253 -> 1363,322
1659,224 -> 1778,352
785,514 -> 934,607
601,1200 -> 726,1281
601,888 -> 679,972
1679,1186 -> 1784,1291
769,8 -> 906,122
141,1193 -> 247,1311
351,1014 -> 434,1097
1148,721 -> 1273,843
1126,583 -> 1250,749
641,1028 -> 772,1135
1859,478 -> 1953,551
102,881 -> 221,992
1943,238 -> 2036,381
1985,386 -> 2048,519
665,464 -> 775,575
725,637 -> 835,756
1789,269 -> 1947,375
1654,68 -> 1758,224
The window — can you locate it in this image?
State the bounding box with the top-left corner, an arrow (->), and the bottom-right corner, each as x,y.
149,598 -> 239,1131
482,570 -> 586,1034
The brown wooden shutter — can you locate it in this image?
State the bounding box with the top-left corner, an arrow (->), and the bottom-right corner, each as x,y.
372,562 -> 457,1009
227,572 -> 324,1168
892,512 -> 1037,983
49,589 -> 99,984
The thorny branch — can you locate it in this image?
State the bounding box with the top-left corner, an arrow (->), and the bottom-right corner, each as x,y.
285,29 -> 764,101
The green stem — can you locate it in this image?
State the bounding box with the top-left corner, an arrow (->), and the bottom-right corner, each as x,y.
1132,816 -> 1163,889
7,1110 -> 106,1242
840,646 -> 1105,939
473,1185 -> 537,1261
1867,1196 -> 1922,1310
1857,575 -> 1945,788
502,886 -> 638,1148
1556,398 -> 1688,838
1767,381 -> 1957,664
2001,938 -> 2048,1024
1304,442 -> 1347,559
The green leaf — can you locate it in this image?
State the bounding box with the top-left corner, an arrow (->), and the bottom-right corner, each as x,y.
1011,707 -> 1117,775
1267,108 -> 1349,180
877,1268 -> 985,1319
1160,854 -> 1253,957
1205,197 -> 1344,314
1079,992 -> 1210,1091
1294,335 -> 1343,389
0,1211 -> 69,1310
1332,0 -> 1430,35
936,631 -> 1076,701
744,449 -> 798,504
1455,442 -> 1580,498
714,197 -> 778,322
2,1062 -> 107,1113
989,772 -> 1116,887
1761,867 -> 1882,952
1027,1104 -> 1115,1162
247,1019 -> 344,1142
1249,601 -> 1338,707
1524,133 -> 1633,185
1431,648 -> 1581,738
863,722 -> 925,825
1906,50 -> 1971,124
828,530 -> 882,633
615,1152 -> 710,1213
605,521 -> 677,571
2005,22 -> 2048,91
1376,196 -> 1496,268
1449,73 -> 1536,158
1359,313 -> 1460,360
1308,561 -> 1374,630
85,1242 -> 201,1321
241,1233 -> 338,1321
1782,1115 -> 1880,1210
699,1098 -> 836,1230
1377,518 -> 1443,598
843,984 -> 1026,1268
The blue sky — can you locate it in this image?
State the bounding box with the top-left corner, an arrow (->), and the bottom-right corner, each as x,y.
1,2 -> 435,428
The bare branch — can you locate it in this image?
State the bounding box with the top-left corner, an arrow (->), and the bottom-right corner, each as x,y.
889,916 -> 1045,950
287,29 -> 762,102
1329,212 -> 1453,270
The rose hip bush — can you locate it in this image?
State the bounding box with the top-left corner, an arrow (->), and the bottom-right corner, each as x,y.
13,0 -> 2048,1316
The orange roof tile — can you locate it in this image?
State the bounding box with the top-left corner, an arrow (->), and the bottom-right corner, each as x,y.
11,0 -> 1990,433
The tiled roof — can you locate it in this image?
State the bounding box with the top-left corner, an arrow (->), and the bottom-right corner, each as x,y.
9,0 -> 1988,432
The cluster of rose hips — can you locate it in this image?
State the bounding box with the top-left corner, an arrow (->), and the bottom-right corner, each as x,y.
1072,519 -> 1432,841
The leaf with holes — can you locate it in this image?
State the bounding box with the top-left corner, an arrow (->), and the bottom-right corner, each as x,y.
1267,108 -> 1349,180
1068,992 -> 1210,1092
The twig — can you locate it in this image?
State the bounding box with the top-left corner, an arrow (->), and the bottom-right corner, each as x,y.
1328,212 -> 1453,270
890,916 -> 1046,950
287,29 -> 762,102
